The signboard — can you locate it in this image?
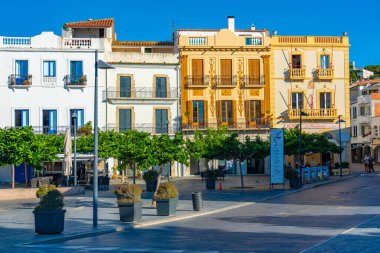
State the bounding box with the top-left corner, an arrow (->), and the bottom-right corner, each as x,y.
283,123 -> 339,129
270,128 -> 284,185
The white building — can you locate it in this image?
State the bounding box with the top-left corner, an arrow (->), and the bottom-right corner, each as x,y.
0,18 -> 115,183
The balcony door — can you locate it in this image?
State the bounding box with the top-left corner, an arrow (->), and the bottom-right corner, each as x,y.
70,61 -> 83,83
42,110 -> 57,134
291,92 -> 304,109
15,60 -> 28,84
220,59 -> 232,85
120,76 -> 131,98
192,59 -> 203,85
217,100 -> 234,126
15,109 -> 29,127
192,101 -> 205,126
70,109 -> 84,133
291,55 -> 301,69
156,109 -> 168,134
246,100 -> 262,127
248,59 -> 260,85
320,92 -> 332,109
119,109 -> 132,132
320,55 -> 330,69
156,77 -> 167,98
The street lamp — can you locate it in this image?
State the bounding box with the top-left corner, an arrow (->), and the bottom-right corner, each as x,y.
299,110 -> 309,188
337,115 -> 346,177
72,109 -> 77,187
93,50 -> 114,228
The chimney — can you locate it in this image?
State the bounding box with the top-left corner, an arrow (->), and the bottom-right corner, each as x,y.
227,16 -> 235,32
250,23 -> 255,31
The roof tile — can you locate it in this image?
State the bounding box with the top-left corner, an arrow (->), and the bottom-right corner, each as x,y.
65,18 -> 114,28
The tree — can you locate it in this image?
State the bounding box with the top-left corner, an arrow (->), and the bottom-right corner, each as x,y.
186,130 -> 206,174
0,127 -> 34,188
149,132 -> 189,205
203,128 -> 228,169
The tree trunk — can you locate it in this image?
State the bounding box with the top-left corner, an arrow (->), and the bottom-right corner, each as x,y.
11,164 -> 15,189
197,160 -> 200,175
24,162 -> 28,186
132,163 -> 136,184
239,160 -> 244,188
121,168 -> 125,184
152,165 -> 165,206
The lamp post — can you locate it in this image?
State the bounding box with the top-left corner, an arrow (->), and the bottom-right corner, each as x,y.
72,109 -> 77,186
299,110 -> 309,188
337,115 -> 346,177
93,50 -> 114,227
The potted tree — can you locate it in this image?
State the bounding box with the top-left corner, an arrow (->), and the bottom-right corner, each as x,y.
285,168 -> 299,189
143,170 -> 159,192
204,169 -> 219,190
155,182 -> 178,216
33,189 -> 65,234
114,183 -> 142,222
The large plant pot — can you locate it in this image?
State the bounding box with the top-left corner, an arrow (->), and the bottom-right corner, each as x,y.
34,209 -> 66,234
289,177 -> 300,189
206,179 -> 216,190
118,202 -> 142,222
156,198 -> 176,216
145,180 -> 158,192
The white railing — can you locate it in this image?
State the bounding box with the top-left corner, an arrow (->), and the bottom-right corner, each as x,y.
0,36 -> 31,47
357,95 -> 370,105
42,76 -> 57,85
63,38 -> 104,49
189,37 -> 206,45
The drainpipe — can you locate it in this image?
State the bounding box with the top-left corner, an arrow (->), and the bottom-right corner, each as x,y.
105,69 -> 108,131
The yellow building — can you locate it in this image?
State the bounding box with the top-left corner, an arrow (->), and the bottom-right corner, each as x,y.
176,16 -> 351,173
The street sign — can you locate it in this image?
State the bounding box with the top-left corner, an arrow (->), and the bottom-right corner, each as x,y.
270,128 -> 284,186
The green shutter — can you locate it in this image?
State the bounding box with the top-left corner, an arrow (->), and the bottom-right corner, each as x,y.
120,77 -> 131,97
119,109 -> 131,132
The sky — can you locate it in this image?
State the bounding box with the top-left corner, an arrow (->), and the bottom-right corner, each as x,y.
0,0 -> 378,67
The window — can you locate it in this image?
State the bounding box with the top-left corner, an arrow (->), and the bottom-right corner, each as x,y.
43,61 -> 56,77
246,100 -> 262,125
245,37 -> 262,45
192,101 -> 205,124
220,59 -> 232,85
99,28 -> 105,38
15,109 -> 29,127
361,125 -> 366,136
360,106 -> 370,116
156,77 -> 167,98
218,100 -> 233,125
352,107 -> 357,119
119,109 -> 132,132
291,55 -> 301,69
189,37 -> 206,45
15,60 -> 28,84
70,109 -> 84,133
120,76 -> 131,98
144,48 -> 152,53
155,109 -> 168,134
320,92 -> 332,109
70,61 -> 83,83
248,59 -> 260,85
374,126 -> 379,137
291,92 -> 304,109
353,126 -> 357,137
42,110 -> 57,134
191,59 -> 204,85
320,55 -> 330,69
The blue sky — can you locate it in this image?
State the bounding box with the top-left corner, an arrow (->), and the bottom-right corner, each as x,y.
1,0 -> 378,66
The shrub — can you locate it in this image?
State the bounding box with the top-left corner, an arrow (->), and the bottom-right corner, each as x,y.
143,170 -> 159,181
114,183 -> 142,203
35,190 -> 64,211
36,184 -> 57,199
284,168 -> 299,180
204,170 -> 219,180
155,182 -> 178,199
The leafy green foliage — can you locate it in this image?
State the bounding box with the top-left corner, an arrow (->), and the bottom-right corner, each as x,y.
29,134 -> 63,171
155,182 -> 178,199
77,121 -> 92,136
142,170 -> 159,181
186,130 -> 207,162
35,189 -> 64,211
284,168 -> 298,179
36,184 -> 57,199
204,169 -> 219,179
114,183 -> 142,203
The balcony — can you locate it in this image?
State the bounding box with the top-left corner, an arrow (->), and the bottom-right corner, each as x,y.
1,36 -> 31,48
9,74 -> 32,88
104,87 -> 179,104
214,75 -> 238,88
103,123 -> 178,135
185,75 -> 209,88
289,67 -> 306,80
241,75 -> 264,87
63,38 -> 104,50
357,115 -> 371,124
64,75 -> 87,87
288,108 -> 338,120
42,76 -> 57,86
182,119 -> 270,130
8,126 -> 72,135
357,95 -> 370,105
317,67 -> 334,80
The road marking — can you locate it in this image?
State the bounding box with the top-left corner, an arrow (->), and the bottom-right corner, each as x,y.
300,215 -> 379,253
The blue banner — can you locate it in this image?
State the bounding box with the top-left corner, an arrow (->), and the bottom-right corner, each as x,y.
270,128 -> 284,184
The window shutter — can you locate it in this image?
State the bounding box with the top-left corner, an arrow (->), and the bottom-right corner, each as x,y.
245,101 -> 250,123
203,100 -> 208,126
232,100 -> 237,125
216,101 -> 221,124
248,59 -> 260,84
220,59 -> 232,84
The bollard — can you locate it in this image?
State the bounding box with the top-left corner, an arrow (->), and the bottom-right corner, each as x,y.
192,192 -> 203,211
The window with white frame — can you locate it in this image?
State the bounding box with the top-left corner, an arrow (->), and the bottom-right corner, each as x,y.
245,37 -> 263,45
43,61 -> 56,77
291,92 -> 304,109
189,37 -> 206,45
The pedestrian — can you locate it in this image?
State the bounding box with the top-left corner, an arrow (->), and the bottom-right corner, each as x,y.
368,156 -> 375,173
364,154 -> 369,172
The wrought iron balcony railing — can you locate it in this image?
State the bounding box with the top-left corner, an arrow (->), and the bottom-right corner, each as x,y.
214,75 -> 238,87
103,123 -> 179,135
241,75 -> 264,87
182,119 -> 270,130
64,75 -> 87,86
104,87 -> 179,100
185,75 -> 210,87
9,74 -> 32,86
